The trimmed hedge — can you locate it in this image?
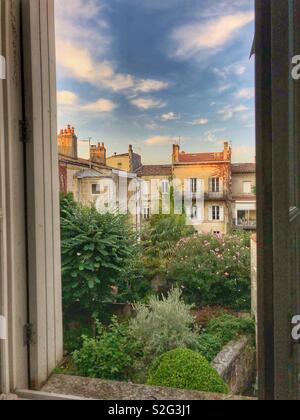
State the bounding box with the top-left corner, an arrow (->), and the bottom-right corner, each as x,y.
147,348 -> 228,394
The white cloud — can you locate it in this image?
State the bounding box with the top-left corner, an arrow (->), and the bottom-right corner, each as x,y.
137,79 -> 170,93
82,99 -> 118,113
171,12 -> 254,59
236,87 -> 255,100
161,112 -> 180,122
131,98 -> 167,110
57,90 -> 78,106
57,89 -> 117,114
191,118 -> 209,126
218,104 -> 248,120
143,135 -> 178,146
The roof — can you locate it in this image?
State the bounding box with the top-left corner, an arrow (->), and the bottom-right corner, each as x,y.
231,163 -> 256,174
177,152 -> 225,163
76,169 -> 111,179
137,165 -> 172,177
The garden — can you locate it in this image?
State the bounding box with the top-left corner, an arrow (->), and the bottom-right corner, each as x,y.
59,194 -> 255,395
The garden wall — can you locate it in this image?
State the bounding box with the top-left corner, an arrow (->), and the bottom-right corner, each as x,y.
213,336 -> 256,396
42,374 -> 255,400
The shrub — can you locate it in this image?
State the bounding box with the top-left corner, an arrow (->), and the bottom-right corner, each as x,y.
60,194 -> 145,322
205,314 -> 255,347
64,325 -> 93,353
129,289 -> 200,371
197,333 -> 224,363
72,317 -> 141,381
147,348 -> 228,394
167,232 -> 251,310
197,314 -> 255,362
141,214 -> 195,281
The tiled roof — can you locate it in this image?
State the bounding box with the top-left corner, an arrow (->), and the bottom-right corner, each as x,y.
137,165 -> 172,177
231,163 -> 256,174
178,152 -> 225,163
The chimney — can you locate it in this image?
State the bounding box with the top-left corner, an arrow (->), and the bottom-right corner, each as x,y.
172,144 -> 180,163
224,142 -> 231,162
58,125 -> 78,158
90,142 -> 106,165
129,144 -> 134,172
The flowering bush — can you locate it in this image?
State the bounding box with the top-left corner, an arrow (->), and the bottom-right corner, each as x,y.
167,232 -> 251,310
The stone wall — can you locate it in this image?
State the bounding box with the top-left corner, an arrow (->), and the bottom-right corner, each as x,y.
213,336 -> 256,396
42,375 -> 255,400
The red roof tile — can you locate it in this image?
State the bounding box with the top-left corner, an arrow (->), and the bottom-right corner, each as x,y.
231,163 -> 256,174
178,152 -> 225,163
137,165 -> 172,177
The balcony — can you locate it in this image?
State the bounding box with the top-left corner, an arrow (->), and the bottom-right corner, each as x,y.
205,191 -> 228,201
233,219 -> 257,230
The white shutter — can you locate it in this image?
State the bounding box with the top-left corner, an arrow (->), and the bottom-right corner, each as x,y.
219,178 -> 224,194
220,206 -> 224,221
186,205 -> 191,220
208,178 -> 213,193
208,206 -> 213,221
196,179 -> 203,196
197,206 -> 202,222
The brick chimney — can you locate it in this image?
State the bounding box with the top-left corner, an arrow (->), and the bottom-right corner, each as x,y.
172,144 -> 180,163
58,125 -> 78,158
128,144 -> 134,172
90,142 -> 106,165
223,142 -> 232,162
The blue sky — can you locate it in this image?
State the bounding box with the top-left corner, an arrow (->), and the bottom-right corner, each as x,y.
55,0 -> 255,164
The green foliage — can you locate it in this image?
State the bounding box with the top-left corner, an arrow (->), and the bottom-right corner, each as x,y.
129,289 -> 200,373
64,325 -> 93,353
72,317 -> 141,381
197,314 -> 255,362
60,194 -> 145,321
167,232 -> 251,310
141,214 -> 195,280
147,348 -> 228,394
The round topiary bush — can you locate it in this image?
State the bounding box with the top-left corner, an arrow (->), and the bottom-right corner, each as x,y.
147,348 -> 228,394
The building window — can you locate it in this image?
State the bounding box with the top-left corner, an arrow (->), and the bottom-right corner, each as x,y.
92,184 -> 101,195
190,178 -> 197,193
209,205 -> 224,221
243,181 -> 252,194
190,205 -> 198,220
211,178 -> 220,193
161,180 -> 169,194
143,207 -> 150,220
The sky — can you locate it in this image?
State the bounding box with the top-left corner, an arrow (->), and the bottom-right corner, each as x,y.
55,0 -> 255,165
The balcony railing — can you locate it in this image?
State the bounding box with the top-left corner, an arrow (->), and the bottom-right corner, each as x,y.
233,219 -> 257,230
205,191 -> 228,200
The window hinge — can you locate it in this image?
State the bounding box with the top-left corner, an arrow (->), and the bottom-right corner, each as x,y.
19,120 -> 29,144
24,323 -> 34,346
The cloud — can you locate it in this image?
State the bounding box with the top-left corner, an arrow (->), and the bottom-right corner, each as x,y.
57,90 -> 78,106
218,104 -> 248,120
144,135 -> 178,145
191,118 -> 209,126
236,87 -> 255,100
137,79 -> 170,93
82,99 -> 118,113
57,89 -> 117,114
161,112 -> 180,122
171,12 -> 254,59
131,98 -> 167,110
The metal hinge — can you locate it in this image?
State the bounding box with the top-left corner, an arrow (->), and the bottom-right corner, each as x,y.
24,323 -> 34,346
19,120 -> 29,144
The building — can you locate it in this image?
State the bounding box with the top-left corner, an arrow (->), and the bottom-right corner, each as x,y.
231,163 -> 256,230
107,145 -> 142,172
172,142 -> 232,234
58,127 -> 141,229
137,144 -> 256,235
